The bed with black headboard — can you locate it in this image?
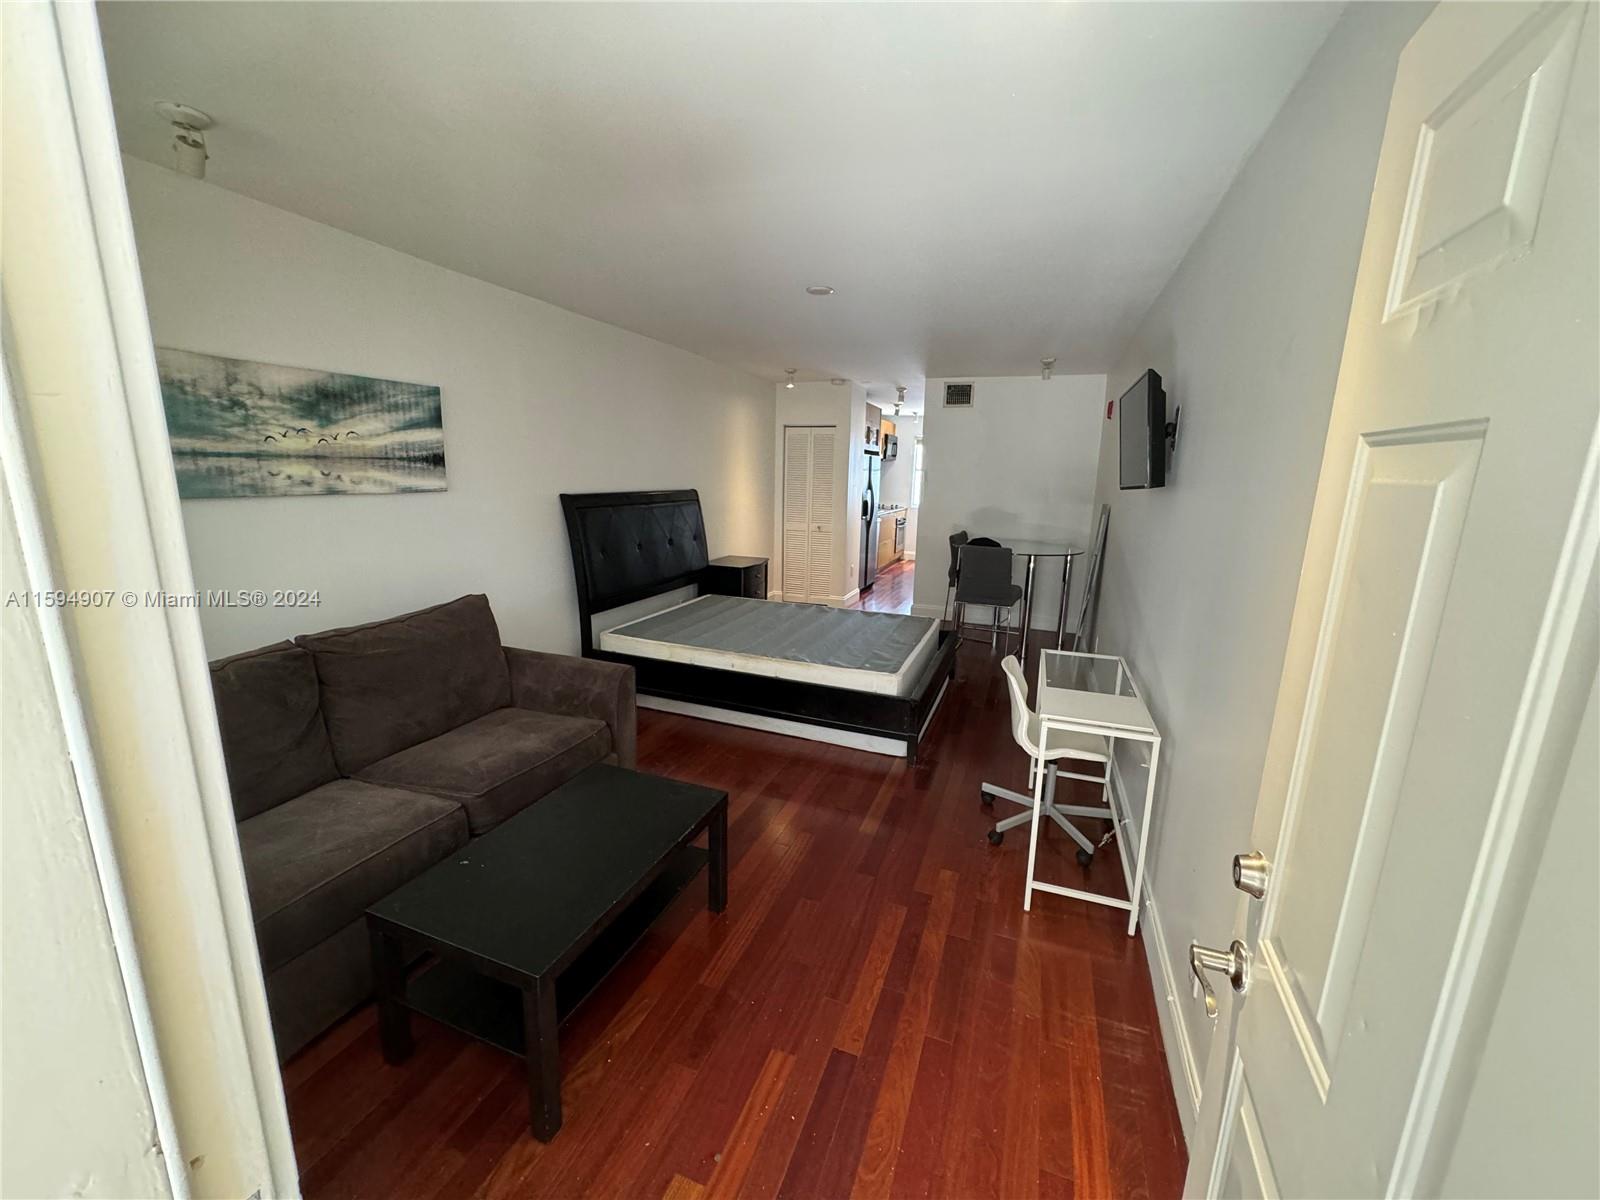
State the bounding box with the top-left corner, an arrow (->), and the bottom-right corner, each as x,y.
560,489 -> 957,761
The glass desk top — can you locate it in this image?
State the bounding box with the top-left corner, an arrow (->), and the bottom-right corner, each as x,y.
1037,650 -> 1157,735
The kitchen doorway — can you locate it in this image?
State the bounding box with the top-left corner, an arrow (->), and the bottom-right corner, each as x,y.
853,558 -> 914,613
854,429 -> 921,615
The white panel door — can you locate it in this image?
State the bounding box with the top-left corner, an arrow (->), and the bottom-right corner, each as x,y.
1190,5 -> 1597,1197
782,425 -> 838,602
782,426 -> 813,600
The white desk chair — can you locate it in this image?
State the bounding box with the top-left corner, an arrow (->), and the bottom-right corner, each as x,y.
981,655 -> 1112,870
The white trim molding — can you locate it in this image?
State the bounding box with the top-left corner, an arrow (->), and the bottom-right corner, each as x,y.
4,5 -> 296,1194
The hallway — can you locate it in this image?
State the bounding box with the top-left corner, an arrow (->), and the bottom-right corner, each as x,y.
853,559 -> 914,614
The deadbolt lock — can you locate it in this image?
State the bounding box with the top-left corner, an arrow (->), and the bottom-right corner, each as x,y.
1233,850 -> 1271,900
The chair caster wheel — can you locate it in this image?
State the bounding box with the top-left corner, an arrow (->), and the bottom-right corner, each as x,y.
979,793 -> 995,809
1076,848 -> 1094,868
987,830 -> 1004,846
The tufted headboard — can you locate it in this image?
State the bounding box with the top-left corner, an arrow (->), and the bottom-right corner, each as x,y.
560,490 -> 711,653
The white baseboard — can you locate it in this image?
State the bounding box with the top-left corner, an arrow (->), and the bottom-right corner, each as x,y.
840,589 -> 860,608
1109,757 -> 1202,1138
904,550 -> 917,561
910,602 -> 945,621
1141,887 -> 1203,1138
767,589 -> 782,600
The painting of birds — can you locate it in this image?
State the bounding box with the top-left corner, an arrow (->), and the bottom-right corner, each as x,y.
155,347 -> 446,498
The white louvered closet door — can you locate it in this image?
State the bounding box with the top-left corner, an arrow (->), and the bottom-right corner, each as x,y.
805,427 -> 836,601
781,425 -> 837,603
782,427 -> 813,600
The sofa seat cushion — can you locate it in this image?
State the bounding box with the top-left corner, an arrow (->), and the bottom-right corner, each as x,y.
356,706 -> 612,835
239,779 -> 468,971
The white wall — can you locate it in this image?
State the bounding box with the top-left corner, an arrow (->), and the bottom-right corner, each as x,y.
771,380 -> 865,604
1086,1 -> 1431,1132
879,413 -> 917,509
123,157 -> 774,658
911,375 -> 1104,629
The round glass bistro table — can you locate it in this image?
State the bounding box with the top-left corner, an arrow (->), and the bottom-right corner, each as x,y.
958,538 -> 1084,650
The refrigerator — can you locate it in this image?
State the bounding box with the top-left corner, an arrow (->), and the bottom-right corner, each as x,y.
859,452 -> 882,591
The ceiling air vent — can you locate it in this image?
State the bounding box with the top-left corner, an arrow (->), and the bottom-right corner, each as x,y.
943,381 -> 975,408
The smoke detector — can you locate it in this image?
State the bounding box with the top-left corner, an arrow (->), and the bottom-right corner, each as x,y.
155,101 -> 213,179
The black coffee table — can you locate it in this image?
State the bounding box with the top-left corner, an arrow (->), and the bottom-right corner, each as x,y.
365,763 -> 728,1141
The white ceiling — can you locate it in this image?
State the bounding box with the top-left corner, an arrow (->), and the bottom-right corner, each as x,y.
99,2 -> 1341,412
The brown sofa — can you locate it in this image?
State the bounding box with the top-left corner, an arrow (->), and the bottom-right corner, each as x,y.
209,594 -> 635,1059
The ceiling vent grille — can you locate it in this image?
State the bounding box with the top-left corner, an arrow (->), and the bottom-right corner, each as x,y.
943,382 -> 975,408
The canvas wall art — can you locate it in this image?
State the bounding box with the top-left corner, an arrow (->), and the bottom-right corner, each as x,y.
156,348 -> 447,498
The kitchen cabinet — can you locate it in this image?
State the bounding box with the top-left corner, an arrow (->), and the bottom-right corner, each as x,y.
878,512 -> 897,565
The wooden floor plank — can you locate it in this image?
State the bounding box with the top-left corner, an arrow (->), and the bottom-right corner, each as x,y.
284,640 -> 1187,1199
849,869 -> 958,1199
662,1173 -> 706,1200
1067,1015 -> 1115,1200
775,1048 -> 857,1200
885,1032 -> 956,1200
704,1048 -> 795,1199
834,902 -> 907,1055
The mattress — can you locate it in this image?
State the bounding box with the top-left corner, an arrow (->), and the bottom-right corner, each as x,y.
599,595 -> 940,697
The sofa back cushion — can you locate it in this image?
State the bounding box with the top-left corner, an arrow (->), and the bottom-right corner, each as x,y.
210,641 -> 340,820
297,594 -> 512,773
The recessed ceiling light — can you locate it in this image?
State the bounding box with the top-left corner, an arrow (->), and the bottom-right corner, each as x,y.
784,368 -> 797,389
830,378 -> 847,386
805,285 -> 835,296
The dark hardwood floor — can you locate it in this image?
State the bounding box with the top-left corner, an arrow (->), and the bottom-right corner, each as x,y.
283,636 -> 1187,1199
855,559 -> 915,614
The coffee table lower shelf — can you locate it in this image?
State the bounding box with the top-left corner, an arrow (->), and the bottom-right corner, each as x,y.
367,766 -> 727,1144
400,846 -> 708,1056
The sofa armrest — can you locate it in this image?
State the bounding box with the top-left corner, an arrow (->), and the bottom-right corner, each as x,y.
504,647 -> 636,768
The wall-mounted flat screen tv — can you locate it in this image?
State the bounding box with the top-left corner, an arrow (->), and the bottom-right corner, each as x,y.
1118,368 -> 1167,490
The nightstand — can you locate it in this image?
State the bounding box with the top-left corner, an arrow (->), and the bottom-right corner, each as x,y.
703,555 -> 769,600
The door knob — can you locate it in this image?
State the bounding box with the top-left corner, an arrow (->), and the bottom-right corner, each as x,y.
1190,939 -> 1250,1018
1233,850 -> 1271,900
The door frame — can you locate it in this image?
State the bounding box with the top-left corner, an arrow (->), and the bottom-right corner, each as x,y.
3,4 -> 297,1195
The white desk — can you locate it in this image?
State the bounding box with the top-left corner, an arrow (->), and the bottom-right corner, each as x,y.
1029,649 -> 1162,935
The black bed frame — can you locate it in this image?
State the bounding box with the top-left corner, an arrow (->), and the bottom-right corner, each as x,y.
559,489 -> 957,762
